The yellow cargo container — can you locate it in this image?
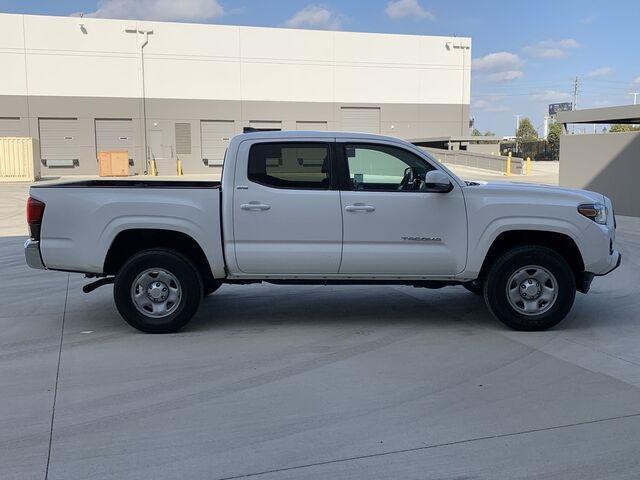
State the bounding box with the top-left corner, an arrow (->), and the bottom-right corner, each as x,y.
0,137 -> 41,182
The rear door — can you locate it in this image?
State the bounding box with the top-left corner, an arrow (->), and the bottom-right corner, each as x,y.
232,139 -> 342,274
338,140 -> 467,276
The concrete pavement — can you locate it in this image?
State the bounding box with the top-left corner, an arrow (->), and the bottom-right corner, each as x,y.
2,176 -> 640,480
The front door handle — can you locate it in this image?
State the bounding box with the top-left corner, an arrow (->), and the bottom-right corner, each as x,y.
345,204 -> 375,213
240,202 -> 271,211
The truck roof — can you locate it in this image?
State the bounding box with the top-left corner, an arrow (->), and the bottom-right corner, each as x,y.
232,130 -> 415,146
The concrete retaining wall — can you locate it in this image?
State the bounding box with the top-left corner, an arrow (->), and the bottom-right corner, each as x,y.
560,131 -> 640,217
421,147 -> 522,174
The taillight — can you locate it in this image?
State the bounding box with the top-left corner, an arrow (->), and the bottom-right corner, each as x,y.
26,196 -> 45,240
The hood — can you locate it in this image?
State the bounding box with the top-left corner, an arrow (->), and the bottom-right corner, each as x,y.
465,180 -> 605,204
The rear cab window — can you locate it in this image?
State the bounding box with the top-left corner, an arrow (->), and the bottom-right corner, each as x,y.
248,142 -> 331,190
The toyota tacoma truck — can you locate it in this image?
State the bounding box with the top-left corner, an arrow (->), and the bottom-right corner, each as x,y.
24,131 -> 621,333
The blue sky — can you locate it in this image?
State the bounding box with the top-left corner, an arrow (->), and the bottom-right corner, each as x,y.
2,0 -> 639,135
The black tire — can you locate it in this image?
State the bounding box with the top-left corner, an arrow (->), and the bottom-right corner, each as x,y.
483,246 -> 576,331
462,280 -> 483,295
204,280 -> 223,296
113,249 -> 203,333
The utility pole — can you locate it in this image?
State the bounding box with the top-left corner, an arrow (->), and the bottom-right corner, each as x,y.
515,115 -> 521,135
630,92 -> 640,105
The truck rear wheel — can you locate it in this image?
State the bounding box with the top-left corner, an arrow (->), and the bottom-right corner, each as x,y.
113,249 -> 203,333
483,246 -> 576,331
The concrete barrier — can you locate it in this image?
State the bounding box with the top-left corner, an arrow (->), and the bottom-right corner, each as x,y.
0,137 -> 41,182
420,147 -> 523,175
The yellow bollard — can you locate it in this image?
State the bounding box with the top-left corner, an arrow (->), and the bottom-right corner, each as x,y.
177,158 -> 183,176
150,159 -> 158,176
526,156 -> 531,176
506,152 -> 512,176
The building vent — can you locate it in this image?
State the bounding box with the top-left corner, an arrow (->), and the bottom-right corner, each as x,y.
175,122 -> 192,155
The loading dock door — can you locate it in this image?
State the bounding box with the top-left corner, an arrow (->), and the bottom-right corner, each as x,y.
0,118 -> 22,136
39,118 -> 80,167
340,107 -> 380,134
201,120 -> 234,166
95,119 -> 134,164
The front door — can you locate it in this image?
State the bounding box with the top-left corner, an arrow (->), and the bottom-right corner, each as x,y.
232,140 -> 342,275
338,141 -> 467,276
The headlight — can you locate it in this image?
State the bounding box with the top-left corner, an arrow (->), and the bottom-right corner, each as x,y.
578,203 -> 608,225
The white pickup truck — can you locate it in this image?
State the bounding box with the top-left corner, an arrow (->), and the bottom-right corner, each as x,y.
25,131 -> 620,333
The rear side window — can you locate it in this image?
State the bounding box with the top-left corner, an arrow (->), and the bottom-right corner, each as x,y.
248,142 -> 331,189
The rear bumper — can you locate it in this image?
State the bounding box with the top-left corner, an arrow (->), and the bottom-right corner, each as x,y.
24,239 -> 46,270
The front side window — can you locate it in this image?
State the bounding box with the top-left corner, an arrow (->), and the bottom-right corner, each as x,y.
248,142 -> 330,189
345,144 -> 435,192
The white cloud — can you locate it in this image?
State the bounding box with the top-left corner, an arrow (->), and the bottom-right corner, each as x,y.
523,39 -> 580,59
531,90 -> 572,102
472,97 -> 510,112
284,4 -> 344,30
385,0 -> 435,20
633,76 -> 640,84
472,52 -> 524,73
472,52 -> 524,82
587,67 -> 614,78
487,70 -> 523,82
79,0 -> 223,21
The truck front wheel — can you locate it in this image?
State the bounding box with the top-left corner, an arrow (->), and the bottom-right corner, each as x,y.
483,246 -> 576,331
113,249 -> 203,333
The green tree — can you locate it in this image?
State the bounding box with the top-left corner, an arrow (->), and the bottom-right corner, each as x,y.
471,127 -> 482,136
483,130 -> 496,137
609,124 -> 640,133
547,122 -> 563,145
516,117 -> 538,144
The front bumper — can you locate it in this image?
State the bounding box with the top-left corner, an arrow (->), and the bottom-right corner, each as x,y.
598,250 -> 622,276
24,239 -> 46,270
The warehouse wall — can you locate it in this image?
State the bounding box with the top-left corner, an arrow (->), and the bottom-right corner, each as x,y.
0,13 -> 471,176
560,131 -> 640,217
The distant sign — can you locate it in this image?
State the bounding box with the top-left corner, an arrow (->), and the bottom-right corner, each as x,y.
549,102 -> 573,116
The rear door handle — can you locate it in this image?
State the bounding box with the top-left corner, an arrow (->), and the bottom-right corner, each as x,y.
345,204 -> 375,212
240,202 -> 271,211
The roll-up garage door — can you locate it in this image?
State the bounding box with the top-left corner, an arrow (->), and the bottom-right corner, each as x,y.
340,107 -> 380,134
95,119 -> 134,161
201,120 -> 235,166
0,117 -> 22,136
296,121 -> 328,131
39,118 -> 80,167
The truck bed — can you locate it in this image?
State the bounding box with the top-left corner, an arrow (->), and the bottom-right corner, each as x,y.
29,179 -> 224,277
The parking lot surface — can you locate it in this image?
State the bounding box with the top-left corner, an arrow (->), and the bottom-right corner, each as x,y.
2,177 -> 640,480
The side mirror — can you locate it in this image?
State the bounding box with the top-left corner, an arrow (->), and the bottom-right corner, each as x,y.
423,170 -> 453,193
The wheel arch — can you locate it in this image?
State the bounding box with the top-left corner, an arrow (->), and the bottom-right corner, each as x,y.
477,229 -> 585,290
104,229 -> 215,285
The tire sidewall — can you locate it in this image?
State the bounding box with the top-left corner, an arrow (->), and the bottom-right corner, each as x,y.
114,249 -> 203,333
484,247 -> 576,331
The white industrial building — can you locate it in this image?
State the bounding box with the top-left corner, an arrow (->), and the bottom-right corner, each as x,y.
0,13 -> 471,176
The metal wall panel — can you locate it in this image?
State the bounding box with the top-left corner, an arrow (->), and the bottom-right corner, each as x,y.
0,117 -> 22,137
296,121 -> 328,131
38,118 -> 80,166
248,120 -> 282,131
201,120 -> 235,166
340,107 -> 380,134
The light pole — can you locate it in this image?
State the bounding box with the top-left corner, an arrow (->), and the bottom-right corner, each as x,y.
630,92 -> 640,105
